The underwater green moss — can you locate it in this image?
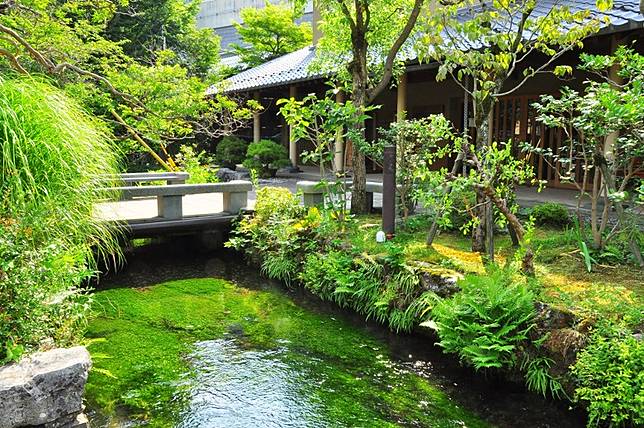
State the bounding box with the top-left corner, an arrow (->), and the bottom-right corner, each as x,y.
85,278 -> 491,427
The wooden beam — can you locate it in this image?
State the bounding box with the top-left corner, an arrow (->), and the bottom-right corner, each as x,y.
289,85 -> 298,167
253,91 -> 261,143
396,72 -> 407,122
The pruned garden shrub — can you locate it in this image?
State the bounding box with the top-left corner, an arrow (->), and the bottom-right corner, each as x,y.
243,139 -> 290,178
530,202 -> 571,228
216,136 -> 248,170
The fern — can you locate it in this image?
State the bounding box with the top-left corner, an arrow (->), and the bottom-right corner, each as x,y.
431,268 -> 537,370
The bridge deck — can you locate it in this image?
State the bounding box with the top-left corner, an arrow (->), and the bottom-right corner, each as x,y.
95,193 -> 253,238
96,193 -> 228,220
107,213 -> 239,238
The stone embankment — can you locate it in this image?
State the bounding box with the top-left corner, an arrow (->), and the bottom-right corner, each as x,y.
0,347 -> 91,428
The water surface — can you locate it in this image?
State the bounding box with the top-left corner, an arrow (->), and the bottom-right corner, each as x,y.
86,240 -> 584,427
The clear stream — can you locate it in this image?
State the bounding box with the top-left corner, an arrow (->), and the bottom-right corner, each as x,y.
86,239 -> 585,428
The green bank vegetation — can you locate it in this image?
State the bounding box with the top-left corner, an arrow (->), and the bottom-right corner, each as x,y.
0,77 -> 121,362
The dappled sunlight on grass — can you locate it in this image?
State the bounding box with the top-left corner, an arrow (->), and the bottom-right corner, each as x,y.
352,215 -> 642,321
536,258 -> 643,319
431,243 -> 485,274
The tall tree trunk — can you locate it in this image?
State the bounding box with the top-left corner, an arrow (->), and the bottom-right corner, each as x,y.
471,108 -> 492,254
349,25 -> 369,214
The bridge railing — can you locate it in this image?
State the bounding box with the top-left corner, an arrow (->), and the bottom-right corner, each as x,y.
296,180 -> 388,211
104,180 -> 253,220
102,171 -> 190,186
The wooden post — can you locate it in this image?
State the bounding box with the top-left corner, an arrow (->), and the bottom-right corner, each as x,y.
253,91 -> 261,143
289,85 -> 298,168
605,35 -> 624,164
334,91 -> 345,173
396,73 -> 407,122
382,145 -> 396,238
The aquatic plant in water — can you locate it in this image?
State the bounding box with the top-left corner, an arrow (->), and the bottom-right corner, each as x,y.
85,278 -> 491,427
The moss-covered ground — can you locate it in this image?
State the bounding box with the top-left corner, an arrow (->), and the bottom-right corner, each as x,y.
350,215 -> 643,323
85,277 -> 491,427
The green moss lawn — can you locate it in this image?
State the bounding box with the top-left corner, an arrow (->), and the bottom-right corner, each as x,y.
350,215 -> 643,323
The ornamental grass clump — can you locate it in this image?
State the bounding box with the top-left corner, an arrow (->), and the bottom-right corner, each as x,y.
0,76 -> 121,362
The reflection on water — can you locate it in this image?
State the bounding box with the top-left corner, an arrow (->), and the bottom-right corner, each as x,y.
179,339 -> 326,428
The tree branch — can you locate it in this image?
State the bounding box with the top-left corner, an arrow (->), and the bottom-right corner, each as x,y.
367,0 -> 424,103
336,0 -> 357,34
0,47 -> 26,73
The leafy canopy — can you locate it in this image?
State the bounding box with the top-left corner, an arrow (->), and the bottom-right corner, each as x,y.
232,2 -> 312,68
417,0 -> 609,124
105,0 -> 220,76
0,0 -> 257,170
308,0 -> 421,94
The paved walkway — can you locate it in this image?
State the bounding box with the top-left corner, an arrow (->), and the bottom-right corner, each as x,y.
96,178 -> 586,223
277,165 -> 590,211
97,165 -> 637,222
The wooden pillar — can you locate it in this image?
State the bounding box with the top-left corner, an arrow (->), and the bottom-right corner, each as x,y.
289,85 -> 298,168
396,72 -> 407,122
253,91 -> 261,143
334,91 -> 345,173
605,35 -> 624,164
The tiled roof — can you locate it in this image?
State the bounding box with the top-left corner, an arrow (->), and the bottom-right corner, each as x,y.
214,0 -> 643,94
208,45 -> 321,94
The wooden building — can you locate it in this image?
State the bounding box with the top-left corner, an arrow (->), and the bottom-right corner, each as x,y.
209,0 -> 644,189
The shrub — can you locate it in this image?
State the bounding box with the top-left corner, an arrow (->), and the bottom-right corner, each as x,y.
530,202 -> 571,228
0,77 -> 121,362
572,323 -> 644,427
216,136 -> 248,170
175,145 -> 218,183
227,187 -> 312,283
431,269 -> 536,370
243,139 -> 290,178
0,222 -> 91,363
